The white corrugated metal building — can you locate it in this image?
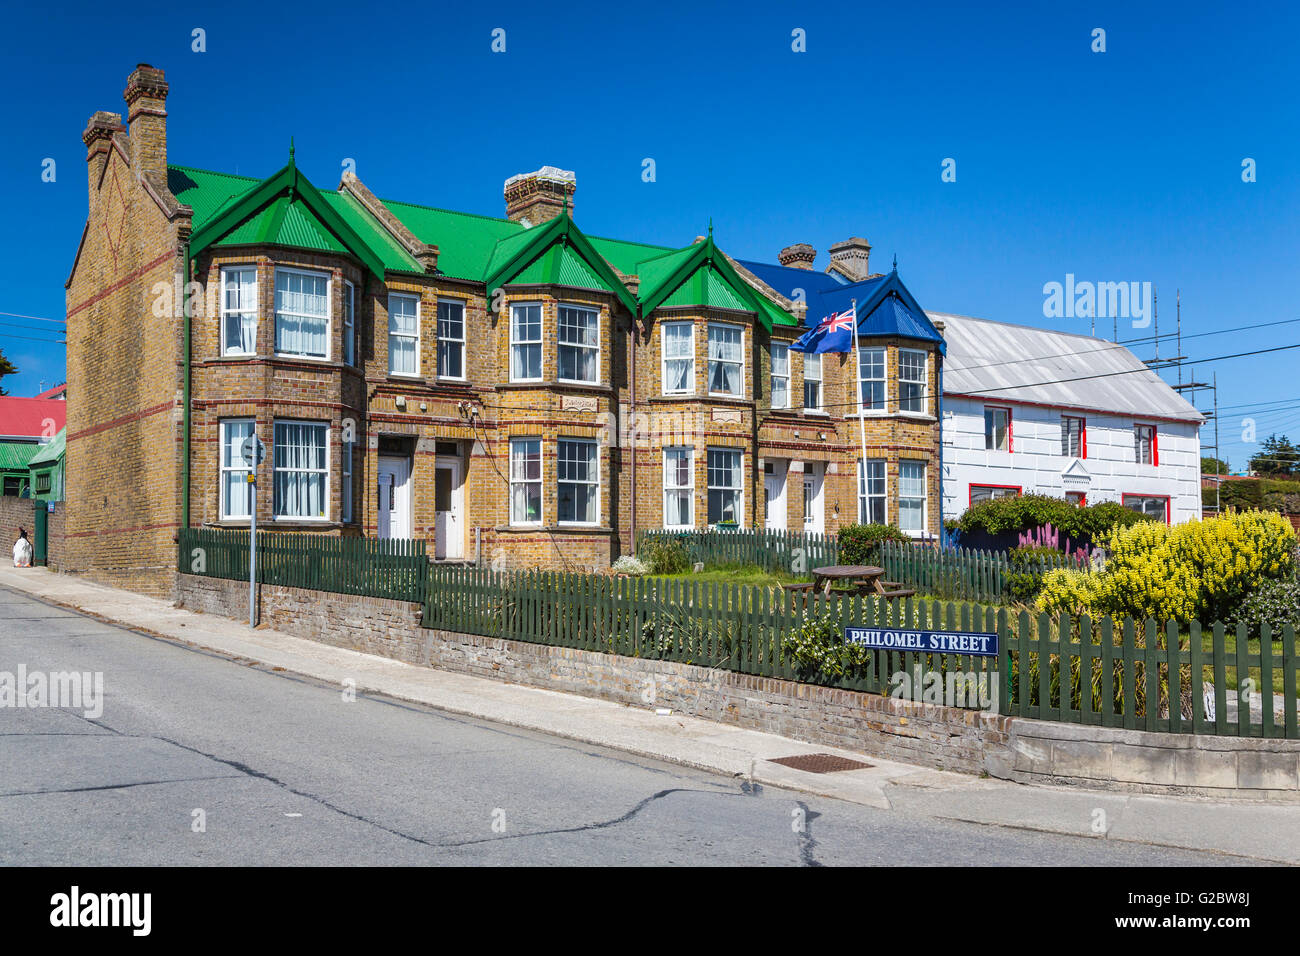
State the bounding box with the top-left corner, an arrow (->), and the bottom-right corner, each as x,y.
932,312 -> 1204,524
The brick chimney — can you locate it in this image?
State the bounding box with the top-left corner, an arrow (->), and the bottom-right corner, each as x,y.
827,237 -> 872,281
123,64 -> 169,181
504,166 -> 575,226
82,110 -> 126,194
778,243 -> 816,270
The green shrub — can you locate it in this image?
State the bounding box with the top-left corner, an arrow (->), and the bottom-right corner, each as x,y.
1229,577 -> 1300,639
1005,544 -> 1074,603
954,494 -> 1149,541
783,609 -> 871,680
838,522 -> 907,565
639,536 -> 691,575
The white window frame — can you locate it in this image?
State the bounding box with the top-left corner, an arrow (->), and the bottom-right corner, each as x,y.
661,321 -> 695,395
220,266 -> 258,357
219,418 -> 255,520
770,343 -> 790,410
387,292 -> 421,378
858,458 -> 886,525
341,436 -> 353,523
510,303 -> 544,383
985,405 -> 1011,452
899,348 -> 928,415
437,299 -> 466,381
898,459 -> 927,535
857,345 -> 886,414
707,323 -> 744,398
272,419 -> 330,522
274,266 -> 331,361
343,280 -> 356,367
557,303 -> 600,385
662,446 -> 694,529
557,438 -> 599,526
803,352 -> 823,412
706,447 -> 744,526
509,437 -> 543,526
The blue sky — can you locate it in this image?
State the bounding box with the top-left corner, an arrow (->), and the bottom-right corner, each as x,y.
1,0 -> 1296,468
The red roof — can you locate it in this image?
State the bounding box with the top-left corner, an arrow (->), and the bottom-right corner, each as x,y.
0,397 -> 67,439
34,383 -> 66,400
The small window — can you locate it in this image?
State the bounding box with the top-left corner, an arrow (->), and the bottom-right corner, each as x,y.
343,281 -> 356,366
509,438 -> 542,524
858,458 -> 885,524
770,343 -> 790,409
662,322 -> 695,394
221,266 -> 258,356
1065,491 -> 1086,507
984,406 -> 1011,452
803,352 -> 822,411
663,447 -> 694,529
1123,494 -> 1168,522
273,421 -> 329,520
275,268 -> 329,359
970,484 -> 1019,505
35,472 -> 51,494
341,438 -> 353,523
219,419 -> 255,519
858,346 -> 886,412
899,349 -> 927,413
558,305 -> 599,383
707,324 -> 743,397
898,460 -> 926,533
437,300 -> 465,379
511,304 -> 543,382
1062,416 -> 1086,458
706,448 -> 743,524
557,438 -> 598,524
1134,425 -> 1157,465
388,293 -> 420,376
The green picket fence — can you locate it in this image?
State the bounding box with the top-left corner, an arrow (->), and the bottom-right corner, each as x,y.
421,565 -> 1300,739
879,539 -> 1085,604
178,527 -> 427,603
637,528 -> 839,574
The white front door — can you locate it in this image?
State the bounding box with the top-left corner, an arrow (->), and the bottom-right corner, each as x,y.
434,461 -> 463,559
803,462 -> 824,533
377,455 -> 411,539
764,460 -> 787,531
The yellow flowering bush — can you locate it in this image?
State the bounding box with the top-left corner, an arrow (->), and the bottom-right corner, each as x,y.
1035,510 -> 1296,623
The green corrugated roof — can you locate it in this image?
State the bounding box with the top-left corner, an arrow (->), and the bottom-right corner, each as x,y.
28,428 -> 64,467
0,442 -> 39,471
170,164 -> 794,322
510,243 -> 607,289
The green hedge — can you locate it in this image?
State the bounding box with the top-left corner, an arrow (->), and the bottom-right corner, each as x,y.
947,493 -> 1150,540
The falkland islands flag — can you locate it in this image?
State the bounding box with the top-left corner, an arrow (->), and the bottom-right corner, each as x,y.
791,306 -> 856,353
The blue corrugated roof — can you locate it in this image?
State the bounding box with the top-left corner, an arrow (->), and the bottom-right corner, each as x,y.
859,292 -> 942,343
738,260 -> 846,300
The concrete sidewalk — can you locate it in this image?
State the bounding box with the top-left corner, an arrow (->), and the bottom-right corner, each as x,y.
2,565 -> 1296,863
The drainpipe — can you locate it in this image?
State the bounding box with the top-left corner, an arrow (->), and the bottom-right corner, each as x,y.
182,246 -> 192,529
628,312 -> 637,556
937,352 -> 944,546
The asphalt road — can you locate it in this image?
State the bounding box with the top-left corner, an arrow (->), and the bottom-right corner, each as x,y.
0,586 -> 1248,866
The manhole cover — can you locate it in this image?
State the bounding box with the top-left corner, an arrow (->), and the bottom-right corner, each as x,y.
766,753 -> 873,773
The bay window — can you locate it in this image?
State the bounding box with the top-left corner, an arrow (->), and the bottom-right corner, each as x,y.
707,323 -> 743,397
898,460 -> 926,533
663,447 -> 694,528
273,420 -> 328,520
275,268 -> 329,359
858,346 -> 885,412
509,438 -> 542,525
899,348 -> 927,413
557,438 -> 598,524
219,419 -> 254,519
221,266 -> 258,356
510,304 -> 543,381
558,305 -> 599,383
662,322 -> 694,394
770,343 -> 790,409
343,280 -> 356,366
803,352 -> 822,411
858,458 -> 885,524
706,447 -> 742,525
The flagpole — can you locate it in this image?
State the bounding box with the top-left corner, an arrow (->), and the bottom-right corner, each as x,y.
850,298 -> 869,524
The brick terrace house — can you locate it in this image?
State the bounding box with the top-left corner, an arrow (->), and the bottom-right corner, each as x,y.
65,65 -> 946,596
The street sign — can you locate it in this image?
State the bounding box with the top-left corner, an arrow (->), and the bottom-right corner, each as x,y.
240,435 -> 266,466
844,627 -> 999,657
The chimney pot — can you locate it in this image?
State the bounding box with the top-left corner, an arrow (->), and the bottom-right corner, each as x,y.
504,166 -> 575,226
123,64 -> 169,180
778,243 -> 816,270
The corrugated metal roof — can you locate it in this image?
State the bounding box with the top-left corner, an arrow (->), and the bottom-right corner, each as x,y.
935,312 -> 1204,423
0,397 -> 67,439
382,199 -> 524,281
28,428 -> 64,467
510,243 -> 608,290
0,442 -> 39,471
659,262 -> 750,311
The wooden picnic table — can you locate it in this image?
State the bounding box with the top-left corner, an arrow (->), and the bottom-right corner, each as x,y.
811,564 -> 887,596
